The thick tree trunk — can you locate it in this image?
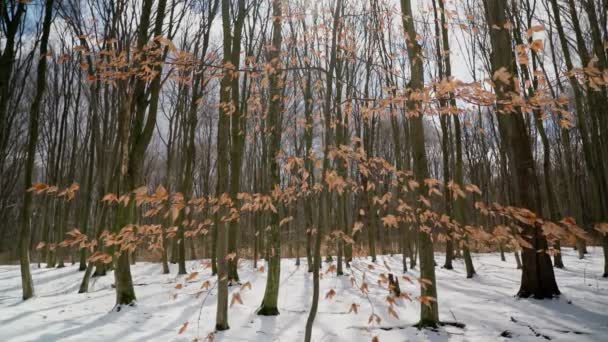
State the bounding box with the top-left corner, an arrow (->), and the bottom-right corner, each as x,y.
483,0 -> 559,299
511,3 -> 565,269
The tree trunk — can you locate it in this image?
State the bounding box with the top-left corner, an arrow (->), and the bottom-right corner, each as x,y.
305,1 -> 341,339
400,0 -> 439,326
483,0 -> 559,299
19,0 -> 55,300
258,0 -> 283,316
214,0 -> 237,330
226,0 -> 247,285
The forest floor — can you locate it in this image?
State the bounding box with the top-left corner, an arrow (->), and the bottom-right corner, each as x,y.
1,248 -> 607,342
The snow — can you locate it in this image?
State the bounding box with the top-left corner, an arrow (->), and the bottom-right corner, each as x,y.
1,248 -> 607,341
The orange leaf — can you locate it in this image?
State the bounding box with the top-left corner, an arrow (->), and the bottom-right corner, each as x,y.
493,67 -> 511,84
178,321 -> 189,334
186,272 -> 199,282
102,193 -> 118,203
388,306 -> 399,319
230,292 -> 243,307
419,295 -> 437,309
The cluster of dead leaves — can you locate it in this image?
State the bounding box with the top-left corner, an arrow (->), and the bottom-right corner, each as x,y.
27,182 -> 79,201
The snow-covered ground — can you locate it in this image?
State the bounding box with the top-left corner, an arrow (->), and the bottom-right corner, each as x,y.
1,248 -> 607,341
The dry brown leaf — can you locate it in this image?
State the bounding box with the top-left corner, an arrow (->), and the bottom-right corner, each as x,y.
178,321 -> 188,334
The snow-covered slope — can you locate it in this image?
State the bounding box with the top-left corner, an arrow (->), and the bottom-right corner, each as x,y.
1,248 -> 607,341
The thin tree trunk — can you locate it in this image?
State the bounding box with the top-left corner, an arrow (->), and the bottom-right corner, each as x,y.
258,0 -> 283,316
19,0 -> 54,300
401,0 -> 439,326
305,1 -> 341,340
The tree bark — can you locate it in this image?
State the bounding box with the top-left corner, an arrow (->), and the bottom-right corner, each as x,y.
19,0 -> 55,300
258,0 -> 283,316
305,0 -> 341,340
483,0 -> 559,298
400,0 -> 439,326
